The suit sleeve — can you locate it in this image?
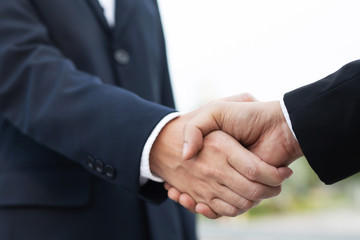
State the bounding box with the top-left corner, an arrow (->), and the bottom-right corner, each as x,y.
0,0 -> 175,197
284,60 -> 360,184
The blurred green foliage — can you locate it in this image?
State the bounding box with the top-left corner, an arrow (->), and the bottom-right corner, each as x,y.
244,157 -> 360,218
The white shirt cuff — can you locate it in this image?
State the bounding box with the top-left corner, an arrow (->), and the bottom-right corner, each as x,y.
139,112 -> 181,185
280,98 -> 298,141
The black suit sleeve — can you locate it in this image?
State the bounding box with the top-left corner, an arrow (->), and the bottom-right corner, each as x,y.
0,0 -> 174,196
284,60 -> 360,184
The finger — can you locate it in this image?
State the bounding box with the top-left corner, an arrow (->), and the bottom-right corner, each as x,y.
178,194 -> 197,213
219,165 -> 283,201
207,198 -> 253,217
204,132 -> 284,200
164,182 -> 172,190
183,113 -> 219,160
190,131 -> 281,205
167,187 -> 182,203
182,125 -> 203,160
251,161 -> 293,186
195,203 -> 220,219
183,108 -> 221,160
278,167 -> 294,180
214,183 -> 270,210
225,138 -> 293,186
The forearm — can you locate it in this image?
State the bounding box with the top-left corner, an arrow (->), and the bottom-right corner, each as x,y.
284,60 -> 360,184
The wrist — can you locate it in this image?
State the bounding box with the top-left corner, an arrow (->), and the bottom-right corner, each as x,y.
139,112 -> 181,184
149,115 -> 186,181
274,101 -> 303,161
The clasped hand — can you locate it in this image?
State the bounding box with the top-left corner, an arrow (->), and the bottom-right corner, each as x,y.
149,94 -> 302,219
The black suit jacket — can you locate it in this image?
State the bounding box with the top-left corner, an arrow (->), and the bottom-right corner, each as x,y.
284,60 -> 360,184
0,0 -> 195,239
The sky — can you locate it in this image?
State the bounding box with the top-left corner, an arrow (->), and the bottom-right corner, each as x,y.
157,0 -> 360,111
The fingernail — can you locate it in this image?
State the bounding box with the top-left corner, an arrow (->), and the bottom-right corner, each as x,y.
195,204 -> 201,213
286,170 -> 293,179
182,142 -> 189,159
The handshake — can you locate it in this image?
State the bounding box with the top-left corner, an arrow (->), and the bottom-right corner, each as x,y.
149,93 -> 304,219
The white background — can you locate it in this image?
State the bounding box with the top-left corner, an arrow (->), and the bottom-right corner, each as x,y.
158,0 -> 360,111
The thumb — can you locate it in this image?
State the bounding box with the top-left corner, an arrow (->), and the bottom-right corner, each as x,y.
183,93 -> 257,160
182,122 -> 204,160
182,109 -> 221,160
183,126 -> 204,160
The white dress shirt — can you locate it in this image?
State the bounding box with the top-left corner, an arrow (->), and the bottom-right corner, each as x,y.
98,0 -> 297,186
280,98 -> 297,140
98,0 -> 115,27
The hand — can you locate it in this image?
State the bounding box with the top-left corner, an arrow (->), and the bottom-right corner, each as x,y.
183,100 -> 303,166
150,94 -> 293,218
166,98 -> 303,217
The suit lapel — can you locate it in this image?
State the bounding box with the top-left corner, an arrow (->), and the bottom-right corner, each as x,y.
86,0 -> 111,33
114,0 -> 140,36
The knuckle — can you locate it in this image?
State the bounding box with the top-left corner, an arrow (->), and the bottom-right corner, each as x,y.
248,185 -> 263,200
202,165 -> 213,177
206,135 -> 230,157
203,165 -> 219,178
240,200 -> 255,212
193,182 -> 208,202
215,186 -> 228,198
214,168 -> 226,182
245,162 -> 258,181
228,206 -> 239,217
202,189 -> 216,203
204,137 -> 222,152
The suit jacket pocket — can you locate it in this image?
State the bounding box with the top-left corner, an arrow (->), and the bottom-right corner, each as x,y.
0,168 -> 91,208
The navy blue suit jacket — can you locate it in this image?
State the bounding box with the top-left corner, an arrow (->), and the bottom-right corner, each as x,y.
0,0 -> 196,239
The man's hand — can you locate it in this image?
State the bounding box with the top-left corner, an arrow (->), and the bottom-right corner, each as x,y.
166,99 -> 303,217
183,101 -> 303,166
149,95 -> 293,218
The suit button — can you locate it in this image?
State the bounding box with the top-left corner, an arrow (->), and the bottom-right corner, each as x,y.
94,160 -> 104,174
87,156 -> 95,170
114,49 -> 130,65
105,165 -> 116,179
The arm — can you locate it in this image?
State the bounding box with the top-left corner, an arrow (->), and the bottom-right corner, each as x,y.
183,61 -> 360,181
0,0 -> 174,197
151,95 -> 293,218
0,1 -> 290,208
284,60 -> 360,184
168,100 -> 301,217
150,112 -> 290,218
